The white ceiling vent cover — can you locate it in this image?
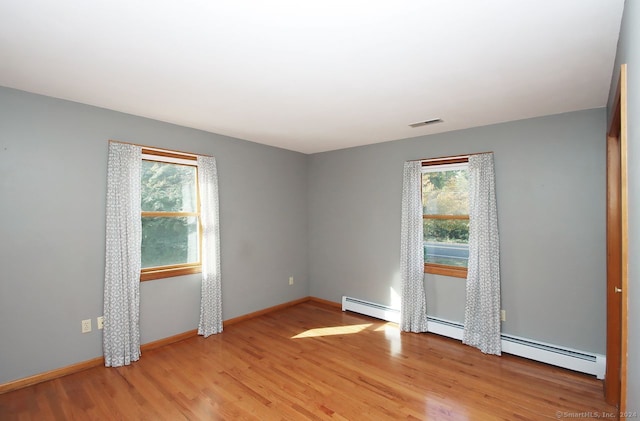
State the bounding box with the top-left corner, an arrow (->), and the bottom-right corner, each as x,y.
409,118 -> 443,128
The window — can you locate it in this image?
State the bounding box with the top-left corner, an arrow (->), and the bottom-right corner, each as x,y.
422,158 -> 469,278
140,148 -> 202,281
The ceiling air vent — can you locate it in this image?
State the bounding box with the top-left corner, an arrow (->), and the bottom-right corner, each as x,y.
409,118 -> 443,128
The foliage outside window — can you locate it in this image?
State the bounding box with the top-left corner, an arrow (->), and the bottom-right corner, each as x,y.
422,160 -> 469,278
140,149 -> 201,281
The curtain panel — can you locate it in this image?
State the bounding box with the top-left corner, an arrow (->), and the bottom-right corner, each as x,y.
197,155 -> 223,337
103,142 -> 142,367
400,161 -> 428,332
103,144 -> 223,367
463,153 -> 501,355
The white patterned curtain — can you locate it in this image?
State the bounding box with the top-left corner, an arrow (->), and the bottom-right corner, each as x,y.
400,161 -> 428,332
463,153 -> 501,355
197,155 -> 223,337
103,142 -> 142,367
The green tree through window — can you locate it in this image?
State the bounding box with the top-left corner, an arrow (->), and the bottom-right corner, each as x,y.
140,149 -> 202,281
422,162 -> 469,277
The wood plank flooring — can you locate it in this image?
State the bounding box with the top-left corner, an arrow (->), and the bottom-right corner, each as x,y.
0,301 -> 617,420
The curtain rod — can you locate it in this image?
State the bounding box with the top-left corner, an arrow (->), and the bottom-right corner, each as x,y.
408,151 -> 493,162
108,139 -> 214,158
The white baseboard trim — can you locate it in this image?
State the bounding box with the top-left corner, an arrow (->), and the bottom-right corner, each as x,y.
342,296 -> 606,379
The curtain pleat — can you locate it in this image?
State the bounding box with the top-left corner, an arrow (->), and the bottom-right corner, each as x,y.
463,153 -> 501,355
197,155 -> 223,337
400,161 -> 428,332
103,143 -> 142,367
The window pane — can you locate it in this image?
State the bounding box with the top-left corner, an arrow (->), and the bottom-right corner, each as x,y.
141,161 -> 197,212
141,217 -> 199,268
423,219 -> 469,267
422,170 -> 469,215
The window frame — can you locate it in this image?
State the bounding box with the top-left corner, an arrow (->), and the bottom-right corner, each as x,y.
140,148 -> 202,282
422,157 -> 469,279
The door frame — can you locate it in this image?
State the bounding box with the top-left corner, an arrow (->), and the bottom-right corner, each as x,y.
605,63 -> 628,411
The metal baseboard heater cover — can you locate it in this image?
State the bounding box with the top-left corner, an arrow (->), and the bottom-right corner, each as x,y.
341,296 -> 605,379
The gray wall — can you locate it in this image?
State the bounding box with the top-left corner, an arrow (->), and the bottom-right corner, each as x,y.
0,87 -> 309,384
308,108 -> 607,354
608,0 -> 640,409
0,86 -> 613,385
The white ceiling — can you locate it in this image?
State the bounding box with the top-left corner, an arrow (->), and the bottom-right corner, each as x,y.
0,1 -> 625,154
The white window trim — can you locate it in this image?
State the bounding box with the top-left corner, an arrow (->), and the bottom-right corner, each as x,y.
421,162 -> 468,173
142,152 -> 196,166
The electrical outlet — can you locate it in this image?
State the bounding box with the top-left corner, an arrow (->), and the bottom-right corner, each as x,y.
500,310 -> 506,322
81,319 -> 92,333
289,276 -> 294,286
97,316 -> 104,330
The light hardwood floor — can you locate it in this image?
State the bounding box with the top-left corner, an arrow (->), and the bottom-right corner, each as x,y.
0,301 -> 617,420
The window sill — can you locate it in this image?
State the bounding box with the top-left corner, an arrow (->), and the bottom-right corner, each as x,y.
141,265 -> 202,282
424,264 -> 467,279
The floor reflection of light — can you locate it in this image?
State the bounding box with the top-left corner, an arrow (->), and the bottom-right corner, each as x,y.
291,324 -> 372,339
375,323 -> 402,356
425,396 -> 468,420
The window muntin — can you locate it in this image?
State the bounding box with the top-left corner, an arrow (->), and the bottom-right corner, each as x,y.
422,161 -> 469,278
140,150 -> 202,281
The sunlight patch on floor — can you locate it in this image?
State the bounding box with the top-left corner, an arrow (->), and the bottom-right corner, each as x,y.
291,323 -> 373,339
374,323 -> 399,334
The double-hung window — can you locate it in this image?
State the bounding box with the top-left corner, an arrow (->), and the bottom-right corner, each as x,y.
422,157 -> 469,278
140,148 -> 202,281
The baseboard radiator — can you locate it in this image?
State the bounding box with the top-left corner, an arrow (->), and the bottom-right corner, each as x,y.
341,296 -> 605,379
